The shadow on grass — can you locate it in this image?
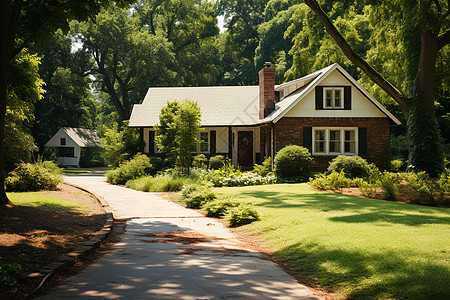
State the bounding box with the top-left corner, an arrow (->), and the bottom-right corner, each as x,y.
238,190 -> 450,226
276,241 -> 450,300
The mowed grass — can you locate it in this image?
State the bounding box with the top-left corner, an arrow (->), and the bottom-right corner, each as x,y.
213,183 -> 450,300
7,192 -> 86,212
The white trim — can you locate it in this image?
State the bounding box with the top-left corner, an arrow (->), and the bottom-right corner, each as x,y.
324,87 -> 344,109
312,127 -> 358,156
271,63 -> 401,125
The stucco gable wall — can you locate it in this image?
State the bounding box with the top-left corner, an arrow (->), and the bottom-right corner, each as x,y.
284,69 -> 386,119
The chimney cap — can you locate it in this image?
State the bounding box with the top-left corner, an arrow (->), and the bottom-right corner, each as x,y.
264,62 -> 272,68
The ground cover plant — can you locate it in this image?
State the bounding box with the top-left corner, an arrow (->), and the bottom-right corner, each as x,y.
213,183 -> 450,299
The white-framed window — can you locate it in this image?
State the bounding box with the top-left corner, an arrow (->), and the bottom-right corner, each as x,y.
191,131 -> 209,153
324,87 -> 344,108
313,128 -> 357,155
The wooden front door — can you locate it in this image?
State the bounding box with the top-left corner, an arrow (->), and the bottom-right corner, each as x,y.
238,131 -> 253,166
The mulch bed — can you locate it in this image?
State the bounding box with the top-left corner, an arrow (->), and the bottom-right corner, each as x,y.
0,183 -> 106,299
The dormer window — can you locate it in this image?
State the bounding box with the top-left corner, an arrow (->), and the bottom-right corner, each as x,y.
324,87 -> 344,108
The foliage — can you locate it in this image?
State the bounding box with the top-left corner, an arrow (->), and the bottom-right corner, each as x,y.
154,101 -> 180,167
401,171 -> 450,206
203,197 -> 240,217
274,145 -> 313,178
106,153 -> 152,185
252,156 -> 272,176
174,100 -> 202,174
224,204 -> 260,227
126,174 -> 191,193
358,181 -> 377,198
79,146 -> 105,168
5,163 -> 62,192
33,30 -> 96,152
208,155 -> 225,170
390,159 -> 404,172
181,183 -> 216,208
0,262 -> 21,288
379,171 -> 398,200
102,122 -> 144,168
206,171 -> 276,187
308,170 -> 357,192
192,154 -> 208,169
3,121 -> 37,173
327,155 -> 371,179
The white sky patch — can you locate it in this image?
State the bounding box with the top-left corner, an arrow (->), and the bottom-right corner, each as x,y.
217,15 -> 225,33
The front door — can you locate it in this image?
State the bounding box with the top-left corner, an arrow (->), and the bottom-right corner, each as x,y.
238,131 -> 253,167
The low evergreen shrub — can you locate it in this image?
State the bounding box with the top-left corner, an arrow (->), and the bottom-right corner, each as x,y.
182,184 -> 216,208
274,145 -> 312,178
192,154 -> 208,169
209,155 -> 225,169
203,197 -> 240,217
328,155 -> 371,179
224,204 -> 260,227
5,163 -> 62,192
106,153 -> 152,185
252,157 -> 272,176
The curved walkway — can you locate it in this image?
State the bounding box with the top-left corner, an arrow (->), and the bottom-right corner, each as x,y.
39,174 -> 322,299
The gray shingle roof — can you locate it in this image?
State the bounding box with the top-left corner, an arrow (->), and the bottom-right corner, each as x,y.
129,86 -> 262,127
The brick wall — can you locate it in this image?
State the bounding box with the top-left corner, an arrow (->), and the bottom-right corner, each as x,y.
274,117 -> 391,170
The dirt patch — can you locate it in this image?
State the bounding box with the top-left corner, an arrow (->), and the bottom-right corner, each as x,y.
0,183 -> 106,299
139,231 -> 222,245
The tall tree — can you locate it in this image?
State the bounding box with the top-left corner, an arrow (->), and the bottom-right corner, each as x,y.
33,30 -> 96,151
304,0 -> 450,176
0,0 -> 128,205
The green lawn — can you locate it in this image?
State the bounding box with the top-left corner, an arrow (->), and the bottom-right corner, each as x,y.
7,192 -> 86,212
213,183 -> 450,300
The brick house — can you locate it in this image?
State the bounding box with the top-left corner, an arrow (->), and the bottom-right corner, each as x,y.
129,63 -> 400,170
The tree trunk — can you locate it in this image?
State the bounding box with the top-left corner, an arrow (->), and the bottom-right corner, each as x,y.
407,29 -> 444,177
0,60 -> 9,205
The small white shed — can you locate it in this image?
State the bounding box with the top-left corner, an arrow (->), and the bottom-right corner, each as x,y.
45,127 -> 101,167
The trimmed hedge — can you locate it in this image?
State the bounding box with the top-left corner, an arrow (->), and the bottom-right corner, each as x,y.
274,145 -> 312,178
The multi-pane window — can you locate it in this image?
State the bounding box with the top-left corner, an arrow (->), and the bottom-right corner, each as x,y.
57,147 -> 74,157
324,87 -> 344,108
191,131 -> 209,153
313,128 -> 357,155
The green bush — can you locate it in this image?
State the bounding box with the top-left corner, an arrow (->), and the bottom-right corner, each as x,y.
79,146 -> 105,168
209,155 -> 225,169
192,154 -> 208,169
224,204 -> 260,227
181,184 -> 216,208
106,153 -> 152,185
126,174 -> 190,192
5,163 -> 62,192
203,197 -> 240,217
359,181 -> 378,198
308,170 -> 358,191
274,145 -> 312,178
253,157 -> 272,176
390,159 -> 404,172
380,171 -> 398,200
328,155 -> 371,179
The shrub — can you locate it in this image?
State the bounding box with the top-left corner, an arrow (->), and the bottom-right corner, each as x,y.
253,157 -> 272,176
106,153 -> 152,185
5,163 -> 62,192
328,155 -> 371,179
181,184 -> 216,208
359,182 -> 378,198
224,204 -> 260,227
192,154 -> 208,169
274,145 -> 312,178
203,197 -> 240,217
380,171 -> 397,200
126,174 -> 191,192
390,159 -> 404,172
308,170 -> 355,191
209,155 -> 225,169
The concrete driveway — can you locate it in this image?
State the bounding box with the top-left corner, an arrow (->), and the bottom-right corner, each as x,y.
38,174 -> 322,299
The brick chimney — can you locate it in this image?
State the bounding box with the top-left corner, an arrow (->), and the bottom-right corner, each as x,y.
259,62 -> 275,119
